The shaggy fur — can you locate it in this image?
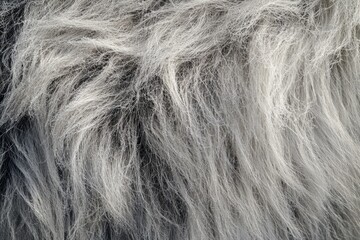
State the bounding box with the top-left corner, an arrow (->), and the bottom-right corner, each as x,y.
1,0 -> 360,239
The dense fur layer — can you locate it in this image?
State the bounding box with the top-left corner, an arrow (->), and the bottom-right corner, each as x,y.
1,0 -> 360,239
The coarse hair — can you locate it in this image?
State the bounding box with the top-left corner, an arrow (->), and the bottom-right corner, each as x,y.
1,0 -> 360,239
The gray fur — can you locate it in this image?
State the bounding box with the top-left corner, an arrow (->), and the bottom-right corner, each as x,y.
1,0 -> 360,239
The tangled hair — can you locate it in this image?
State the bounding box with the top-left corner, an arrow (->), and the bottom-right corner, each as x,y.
1,0 -> 360,239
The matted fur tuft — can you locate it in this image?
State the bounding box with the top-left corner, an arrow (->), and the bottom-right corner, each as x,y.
1,0 -> 360,239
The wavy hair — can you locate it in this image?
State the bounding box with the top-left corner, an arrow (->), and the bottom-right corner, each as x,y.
1,0 -> 360,239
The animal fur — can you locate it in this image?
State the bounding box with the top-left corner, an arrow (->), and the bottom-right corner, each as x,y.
1,0 -> 360,239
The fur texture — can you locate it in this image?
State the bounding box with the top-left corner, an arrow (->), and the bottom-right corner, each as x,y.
1,0 -> 360,239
